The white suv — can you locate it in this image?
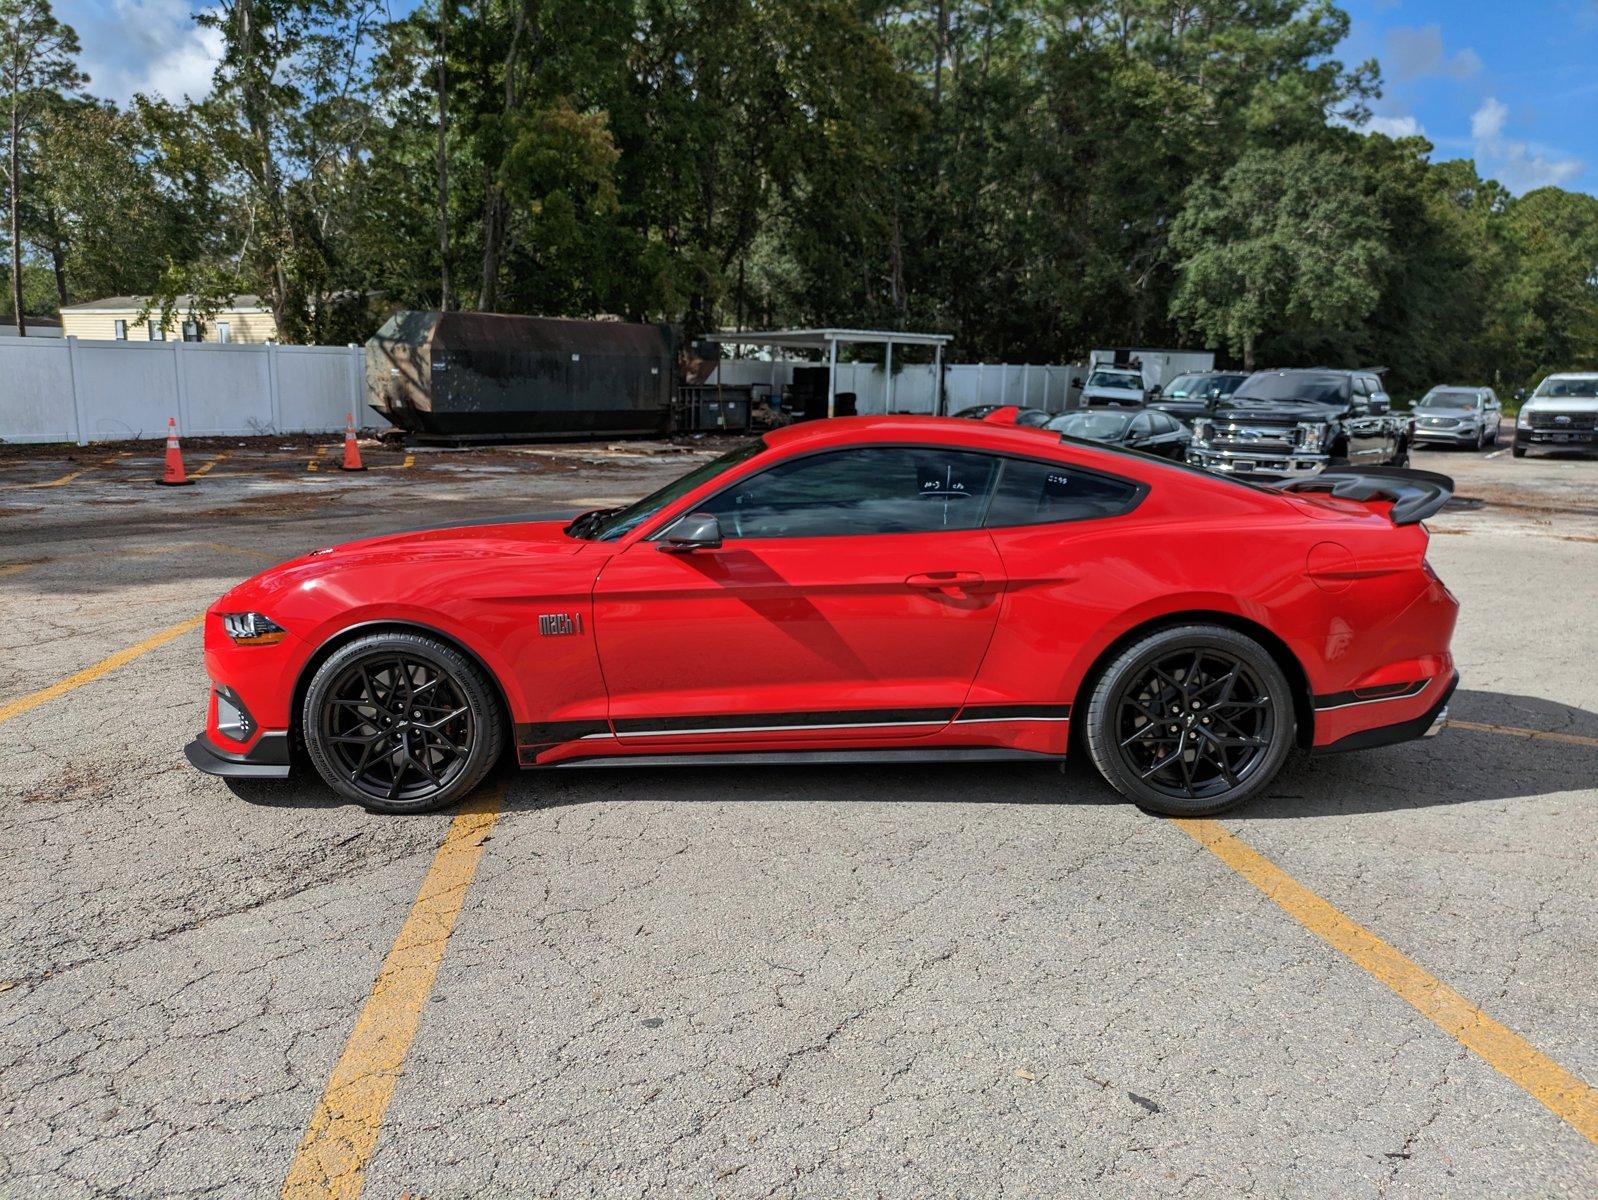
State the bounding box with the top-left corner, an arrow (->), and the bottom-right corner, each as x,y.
1514,373 -> 1598,458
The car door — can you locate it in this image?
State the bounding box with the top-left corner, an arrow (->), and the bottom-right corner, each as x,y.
590,445 -> 1007,744
1346,376 -> 1389,462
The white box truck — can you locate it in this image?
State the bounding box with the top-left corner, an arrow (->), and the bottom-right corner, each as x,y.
1082,348 -> 1216,407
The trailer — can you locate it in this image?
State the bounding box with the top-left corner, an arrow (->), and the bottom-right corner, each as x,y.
366,311 -> 674,441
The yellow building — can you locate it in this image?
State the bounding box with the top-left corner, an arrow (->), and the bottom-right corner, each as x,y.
58,295 -> 279,344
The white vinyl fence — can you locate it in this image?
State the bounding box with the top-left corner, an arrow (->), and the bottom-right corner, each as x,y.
0,337 -> 380,445
708,359 -> 1084,415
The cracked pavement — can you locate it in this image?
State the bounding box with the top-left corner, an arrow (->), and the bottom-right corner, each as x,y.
1,439 -> 1595,1197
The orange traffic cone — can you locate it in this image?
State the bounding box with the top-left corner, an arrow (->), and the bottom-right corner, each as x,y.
158,417 -> 193,486
340,413 -> 366,472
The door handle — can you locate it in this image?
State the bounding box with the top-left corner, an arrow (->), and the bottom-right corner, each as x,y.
905,570 -> 985,590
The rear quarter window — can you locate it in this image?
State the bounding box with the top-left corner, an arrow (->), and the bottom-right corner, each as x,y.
984,458 -> 1141,528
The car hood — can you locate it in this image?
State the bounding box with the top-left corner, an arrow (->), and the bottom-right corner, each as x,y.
1216,400 -> 1345,423
1523,397 -> 1598,414
1415,407 -> 1474,419
219,514 -> 587,610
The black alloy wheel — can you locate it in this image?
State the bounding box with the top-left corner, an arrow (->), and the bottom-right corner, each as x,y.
303,631 -> 503,812
1084,624 -> 1295,816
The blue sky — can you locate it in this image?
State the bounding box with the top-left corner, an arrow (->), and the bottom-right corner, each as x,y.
57,0 -> 1598,196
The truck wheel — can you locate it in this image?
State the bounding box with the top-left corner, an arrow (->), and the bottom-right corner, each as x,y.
1512,443 -> 1527,458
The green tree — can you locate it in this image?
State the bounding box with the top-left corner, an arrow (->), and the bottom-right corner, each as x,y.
0,0 -> 82,332
1168,143 -> 1390,369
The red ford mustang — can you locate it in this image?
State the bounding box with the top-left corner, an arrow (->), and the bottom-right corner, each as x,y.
186,416 -> 1459,817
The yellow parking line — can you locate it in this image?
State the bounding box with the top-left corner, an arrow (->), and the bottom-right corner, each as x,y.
1446,718 -> 1598,749
0,561 -> 43,580
281,784 -> 505,1200
0,615 -> 203,728
401,453 -> 415,469
32,467 -> 90,489
307,446 -> 328,472
191,452 -> 232,478
1175,818 -> 1598,1147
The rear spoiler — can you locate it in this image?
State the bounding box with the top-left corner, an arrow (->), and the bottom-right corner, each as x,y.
1270,467 -> 1454,525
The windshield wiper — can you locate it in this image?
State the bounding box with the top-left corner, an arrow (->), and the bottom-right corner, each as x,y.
565,506 -> 621,540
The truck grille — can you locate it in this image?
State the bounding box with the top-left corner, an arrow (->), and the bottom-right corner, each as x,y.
1210,424 -> 1298,454
1528,411 -> 1597,431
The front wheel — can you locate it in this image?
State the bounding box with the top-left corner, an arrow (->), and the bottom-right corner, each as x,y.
303,631 -> 505,813
1512,441 -> 1527,458
1083,625 -> 1297,817
1391,440 -> 1410,467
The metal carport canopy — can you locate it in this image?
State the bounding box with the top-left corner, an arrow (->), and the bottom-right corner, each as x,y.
715,327 -> 954,417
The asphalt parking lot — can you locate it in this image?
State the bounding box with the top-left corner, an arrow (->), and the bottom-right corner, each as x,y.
1,430 -> 1595,1198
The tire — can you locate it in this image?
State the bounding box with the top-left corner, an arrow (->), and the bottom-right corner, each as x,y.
1473,428 -> 1485,451
1083,624 -> 1297,817
1391,439 -> 1410,468
1512,442 -> 1527,458
303,631 -> 505,813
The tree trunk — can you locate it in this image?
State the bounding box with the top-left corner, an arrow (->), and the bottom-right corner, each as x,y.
1243,330 -> 1255,372
478,1 -> 530,312
9,102 -> 24,336
932,0 -> 948,108
435,0 -> 452,310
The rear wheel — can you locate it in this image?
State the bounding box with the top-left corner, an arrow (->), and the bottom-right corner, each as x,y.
303,632 -> 504,813
1084,625 -> 1296,817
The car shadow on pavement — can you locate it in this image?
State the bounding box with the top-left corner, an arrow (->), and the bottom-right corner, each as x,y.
221,688 -> 1594,820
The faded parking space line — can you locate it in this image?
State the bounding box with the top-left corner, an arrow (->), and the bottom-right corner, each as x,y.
1446,717 -> 1598,749
1175,817 -> 1598,1147
0,614 -> 203,728
191,452 -> 232,478
281,784 -> 505,1200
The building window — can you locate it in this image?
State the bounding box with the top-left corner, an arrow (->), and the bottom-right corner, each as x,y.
113,319 -> 127,340
216,321 -> 231,344
147,320 -> 165,342
182,320 -> 201,342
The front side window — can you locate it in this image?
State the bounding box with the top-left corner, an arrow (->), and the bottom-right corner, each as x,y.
691,446 -> 1000,539
985,458 -> 1140,528
584,440 -> 766,541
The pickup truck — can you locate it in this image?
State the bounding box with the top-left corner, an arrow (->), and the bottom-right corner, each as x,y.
1187,368 -> 1409,480
1513,373 -> 1598,457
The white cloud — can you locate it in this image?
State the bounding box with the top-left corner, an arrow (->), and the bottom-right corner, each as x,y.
1470,97 -> 1584,193
76,0 -> 222,106
1470,97 -> 1508,141
1385,25 -> 1482,83
1366,115 -> 1426,139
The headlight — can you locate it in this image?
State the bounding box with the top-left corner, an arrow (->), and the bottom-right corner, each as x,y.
1191,418 -> 1212,446
1517,409 -> 1532,428
220,612 -> 288,645
1296,422 -> 1325,453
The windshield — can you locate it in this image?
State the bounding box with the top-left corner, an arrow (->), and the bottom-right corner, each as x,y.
1086,370 -> 1142,390
1231,371 -> 1348,404
1417,390 -> 1479,409
1533,377 -> 1598,399
574,440 -> 766,541
1050,411 -> 1134,439
1163,373 -> 1203,398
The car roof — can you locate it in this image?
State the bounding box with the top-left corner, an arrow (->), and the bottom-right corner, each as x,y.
758,415 -> 1255,494
1542,372 -> 1598,380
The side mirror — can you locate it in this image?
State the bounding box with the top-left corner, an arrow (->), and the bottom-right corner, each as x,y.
660,512 -> 722,552
1514,389 -> 1526,401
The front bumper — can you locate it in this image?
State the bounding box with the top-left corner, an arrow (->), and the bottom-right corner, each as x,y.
1517,428 -> 1596,447
1187,448 -> 1328,479
185,729 -> 293,778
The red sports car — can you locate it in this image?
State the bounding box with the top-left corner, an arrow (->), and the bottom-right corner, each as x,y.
186,417 -> 1459,817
